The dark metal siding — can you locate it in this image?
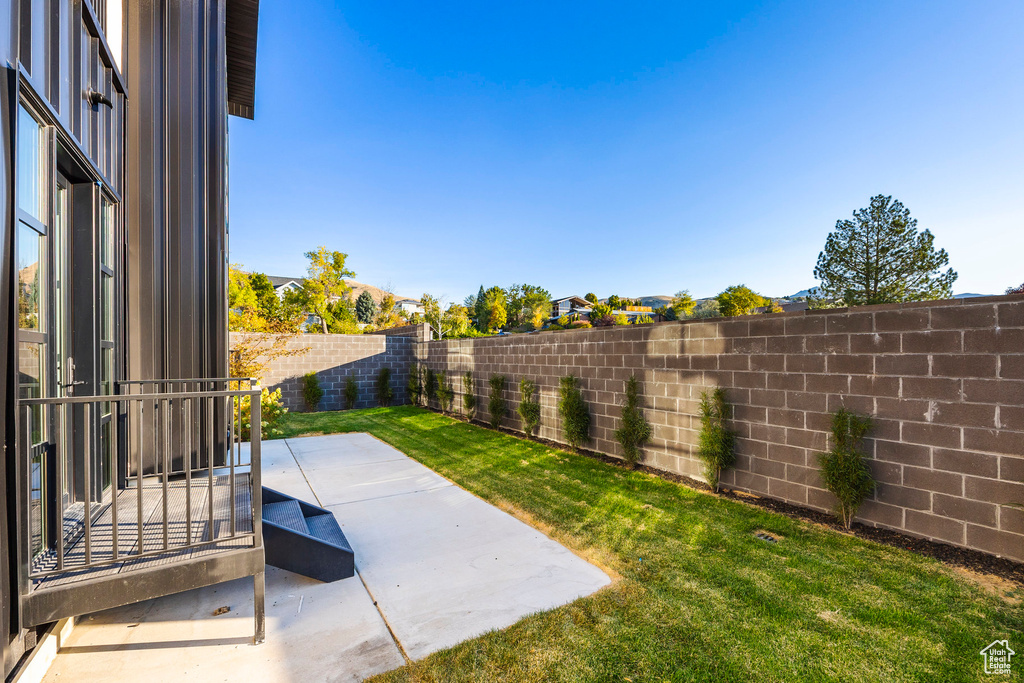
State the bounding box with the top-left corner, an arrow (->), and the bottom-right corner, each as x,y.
127,0 -> 229,472
2,0 -> 237,672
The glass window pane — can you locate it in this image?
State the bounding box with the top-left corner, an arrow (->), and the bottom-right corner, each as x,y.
101,200 -> 114,268
18,341 -> 46,445
101,274 -> 114,341
17,106 -> 43,221
17,223 -> 44,331
101,347 -> 113,395
101,347 -> 113,418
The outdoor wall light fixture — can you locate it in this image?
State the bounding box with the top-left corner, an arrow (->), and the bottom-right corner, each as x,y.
86,89 -> 113,109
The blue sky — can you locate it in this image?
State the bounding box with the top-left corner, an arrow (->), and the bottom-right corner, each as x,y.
228,1 -> 1024,302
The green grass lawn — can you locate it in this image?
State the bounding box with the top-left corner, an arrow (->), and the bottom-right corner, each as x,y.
275,406 -> 1022,682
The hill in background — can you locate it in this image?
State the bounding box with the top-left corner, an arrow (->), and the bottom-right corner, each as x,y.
344,279 -> 417,305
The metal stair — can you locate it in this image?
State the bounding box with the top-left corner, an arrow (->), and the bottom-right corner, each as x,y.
261,487 -> 355,582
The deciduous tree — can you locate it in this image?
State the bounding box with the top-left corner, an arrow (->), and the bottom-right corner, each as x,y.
374,293 -> 404,330
506,284 -> 551,329
227,265 -> 308,381
298,247 -> 355,333
670,290 -> 696,318
716,285 -> 769,317
477,286 -> 507,332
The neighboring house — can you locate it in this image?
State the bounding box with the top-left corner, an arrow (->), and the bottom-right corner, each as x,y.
551,296 -> 592,319
262,276 -> 420,327
265,274 -> 305,299
395,299 -> 424,316
2,0 -> 267,674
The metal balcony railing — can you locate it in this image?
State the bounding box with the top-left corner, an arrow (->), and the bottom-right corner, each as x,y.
18,380 -> 263,591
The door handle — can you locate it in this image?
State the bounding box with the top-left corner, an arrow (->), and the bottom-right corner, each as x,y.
61,380 -> 87,389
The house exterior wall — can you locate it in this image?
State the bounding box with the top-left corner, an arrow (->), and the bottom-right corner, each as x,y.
126,0 -> 229,391
414,296 -> 1024,563
2,0 -> 245,673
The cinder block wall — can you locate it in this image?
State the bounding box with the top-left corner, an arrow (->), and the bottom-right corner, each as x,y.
232,324 -> 429,411
416,295 -> 1024,562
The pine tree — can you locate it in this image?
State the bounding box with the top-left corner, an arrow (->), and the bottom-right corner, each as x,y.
814,195 -> 956,306
355,290 -> 376,324
473,285 -> 486,331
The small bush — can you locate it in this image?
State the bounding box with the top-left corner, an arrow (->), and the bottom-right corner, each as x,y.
425,368 -> 438,404
697,388 -> 735,492
557,315 -> 571,327
615,374 -> 652,467
238,388 -> 288,441
571,320 -> 592,329
634,314 -> 654,325
558,375 -> 590,449
437,372 -> 455,414
818,408 -> 874,528
344,375 -> 358,409
462,371 -> 476,418
488,374 -> 507,429
302,372 -> 324,412
517,378 -> 541,435
591,315 -> 615,327
691,299 -> 721,319
376,367 -> 393,406
408,362 -> 423,406
613,313 -> 629,326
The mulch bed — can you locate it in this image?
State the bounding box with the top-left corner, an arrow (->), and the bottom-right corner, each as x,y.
429,407 -> 1024,586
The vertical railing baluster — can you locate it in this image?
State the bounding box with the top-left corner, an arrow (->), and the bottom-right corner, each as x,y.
83,403 -> 92,566
136,399 -> 144,555
161,398 -> 169,550
23,408 -> 31,570
22,408 -> 31,579
55,404 -> 65,571
184,398 -> 193,545
251,387 -> 262,553
111,398 -> 120,561
229,393 -> 236,537
207,396 -> 215,542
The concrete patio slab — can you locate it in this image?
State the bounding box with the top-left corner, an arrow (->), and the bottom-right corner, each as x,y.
261,463 -> 317,503
289,438 -> 407,472
333,484 -> 612,660
43,432 -> 610,681
44,567 -> 404,683
308,458 -> 450,507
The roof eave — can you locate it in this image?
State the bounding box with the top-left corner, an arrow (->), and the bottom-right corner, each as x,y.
226,0 -> 259,120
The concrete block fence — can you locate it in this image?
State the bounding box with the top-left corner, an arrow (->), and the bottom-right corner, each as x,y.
231,324 -> 429,412
241,297 -> 1024,563
415,295 -> 1024,562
